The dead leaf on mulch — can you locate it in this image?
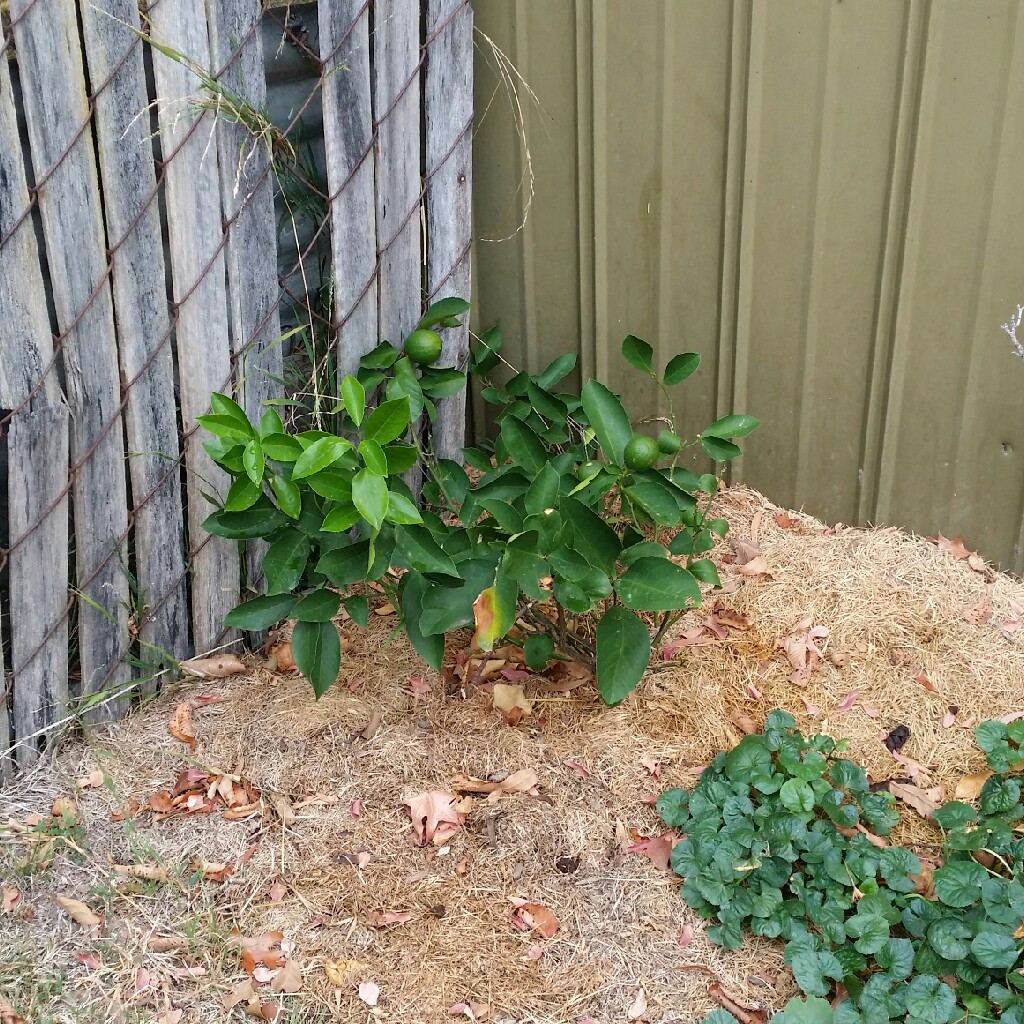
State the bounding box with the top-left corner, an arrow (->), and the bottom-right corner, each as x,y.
271,959 -> 303,994
708,981 -> 767,1024
267,642 -> 296,673
52,895 -> 102,933
452,768 -> 539,803
626,830 -> 680,871
368,910 -> 414,928
404,790 -> 464,846
168,702 -> 197,751
0,997 -> 27,1024
179,653 -> 246,678
492,683 -> 532,724
230,929 -> 286,975
955,771 -> 992,801
889,781 -> 945,820
449,999 -> 492,1021
358,980 -> 381,1007
776,616 -> 829,686
508,898 -> 559,938
961,587 -> 994,626
913,668 -> 935,692
626,988 -> 648,1020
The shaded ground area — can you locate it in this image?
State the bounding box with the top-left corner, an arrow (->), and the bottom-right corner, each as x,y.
2,486 -> 1023,1024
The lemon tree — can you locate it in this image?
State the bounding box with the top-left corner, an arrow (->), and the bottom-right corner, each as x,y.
201,305 -> 758,704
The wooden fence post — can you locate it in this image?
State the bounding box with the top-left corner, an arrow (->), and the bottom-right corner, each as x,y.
426,0 -> 474,460
320,0 -> 379,377
149,0 -> 240,652
80,0 -> 190,685
10,0 -> 132,721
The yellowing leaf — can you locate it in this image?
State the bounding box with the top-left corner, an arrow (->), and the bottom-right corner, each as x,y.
472,587 -> 499,651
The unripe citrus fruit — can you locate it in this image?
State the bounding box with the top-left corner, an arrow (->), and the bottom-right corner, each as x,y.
576,459 -> 604,481
403,328 -> 443,365
657,429 -> 682,454
623,434 -> 660,470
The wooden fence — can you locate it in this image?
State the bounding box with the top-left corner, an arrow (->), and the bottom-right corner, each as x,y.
0,0 -> 473,779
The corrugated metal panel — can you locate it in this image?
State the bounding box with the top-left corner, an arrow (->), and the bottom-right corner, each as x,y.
471,0 -> 1024,571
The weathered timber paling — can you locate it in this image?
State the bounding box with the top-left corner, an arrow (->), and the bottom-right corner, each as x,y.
80,0 -> 190,685
10,0 -> 132,721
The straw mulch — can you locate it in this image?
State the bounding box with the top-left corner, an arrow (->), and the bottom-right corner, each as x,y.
2,485 -> 1022,1024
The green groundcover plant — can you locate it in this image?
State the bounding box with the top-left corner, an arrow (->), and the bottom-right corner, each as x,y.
658,712 -> 1024,1024
199,298 -> 758,702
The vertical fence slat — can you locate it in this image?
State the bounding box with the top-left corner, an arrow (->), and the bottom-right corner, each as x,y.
375,0 -> 421,345
426,0 -> 474,460
208,0 -> 284,598
0,614 -> 8,781
80,1 -> 190,681
0,41 -> 71,768
320,0 -> 379,376
10,406 -> 70,762
149,0 -> 240,651
10,0 -> 132,720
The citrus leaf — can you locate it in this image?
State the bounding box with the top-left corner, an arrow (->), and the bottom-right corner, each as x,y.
703,414 -> 760,439
341,375 -> 365,426
262,530 -> 311,594
292,436 -> 353,479
352,470 -> 389,530
663,352 -> 700,385
581,380 -> 633,466
621,334 -> 654,374
595,606 -> 651,705
614,558 -> 700,611
269,474 -> 301,519
224,592 -> 296,630
292,620 -> 341,698
363,396 -> 411,445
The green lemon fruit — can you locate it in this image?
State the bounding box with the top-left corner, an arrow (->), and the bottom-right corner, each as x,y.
623,434 -> 660,470
576,459 -> 605,481
403,329 -> 443,365
657,429 -> 682,454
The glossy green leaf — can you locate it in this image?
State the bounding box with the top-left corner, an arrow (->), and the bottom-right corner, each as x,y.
621,334 -> 654,374
688,559 -> 721,586
703,413 -> 761,439
269,474 -> 301,519
970,931 -> 1020,969
700,435 -> 742,462
262,530 -> 311,593
622,482 -> 681,526
259,408 -> 284,437
344,594 -> 370,628
224,592 -> 296,630
304,470 -> 353,503
352,470 -> 389,530
525,463 -> 560,516
384,490 -> 423,525
383,443 -> 418,474
316,541 -> 371,586
400,571 -> 445,671
292,589 -> 342,622
537,351 -> 577,389
196,413 -> 252,441
472,324 -> 502,374
614,558 -> 701,611
210,391 -> 251,426
663,352 -> 701,385
499,416 -> 547,474
292,436 -> 353,479
203,499 -> 287,539
359,438 -> 388,476
394,525 -> 459,577
291,619 -> 341,698
416,295 -> 469,330
360,340 -> 399,369
363,396 -> 411,445
386,360 -> 423,420
242,438 -> 265,484
341,375 -> 365,426
595,606 -> 651,705
581,379 -> 633,466
261,433 -> 303,462
224,474 -> 261,512
562,496 -> 620,574
321,505 -> 361,532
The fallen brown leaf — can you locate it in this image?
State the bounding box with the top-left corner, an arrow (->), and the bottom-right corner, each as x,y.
711,603 -> 750,630
110,862 -> 168,883
267,881 -> 288,902
2,887 -> 21,913
708,982 -> 766,1024
224,981 -> 258,1010
168,702 -> 197,751
835,691 -> 859,713
931,533 -> 974,560
509,898 -> 560,938
729,707 -> 759,735
775,512 -> 799,529
404,790 -> 463,846
361,709 -> 382,741
147,935 -> 187,952
406,674 -> 431,695
231,929 -> 286,975
180,653 -> 246,678
492,683 -> 532,723
267,642 -> 296,672
889,781 -> 945,820
271,959 -> 303,994
564,758 -> 591,778
626,988 -> 648,1021
626,830 -> 680,871
776,617 -> 829,686
955,770 -> 992,801
52,895 -> 102,932
913,668 -> 935,692
368,910 -> 414,928
51,796 -> 79,822
961,589 -> 993,626
678,924 -> 694,948
0,997 -> 26,1024
77,769 -> 104,789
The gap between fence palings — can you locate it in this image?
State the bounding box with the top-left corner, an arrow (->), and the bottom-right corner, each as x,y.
0,0 -> 475,758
